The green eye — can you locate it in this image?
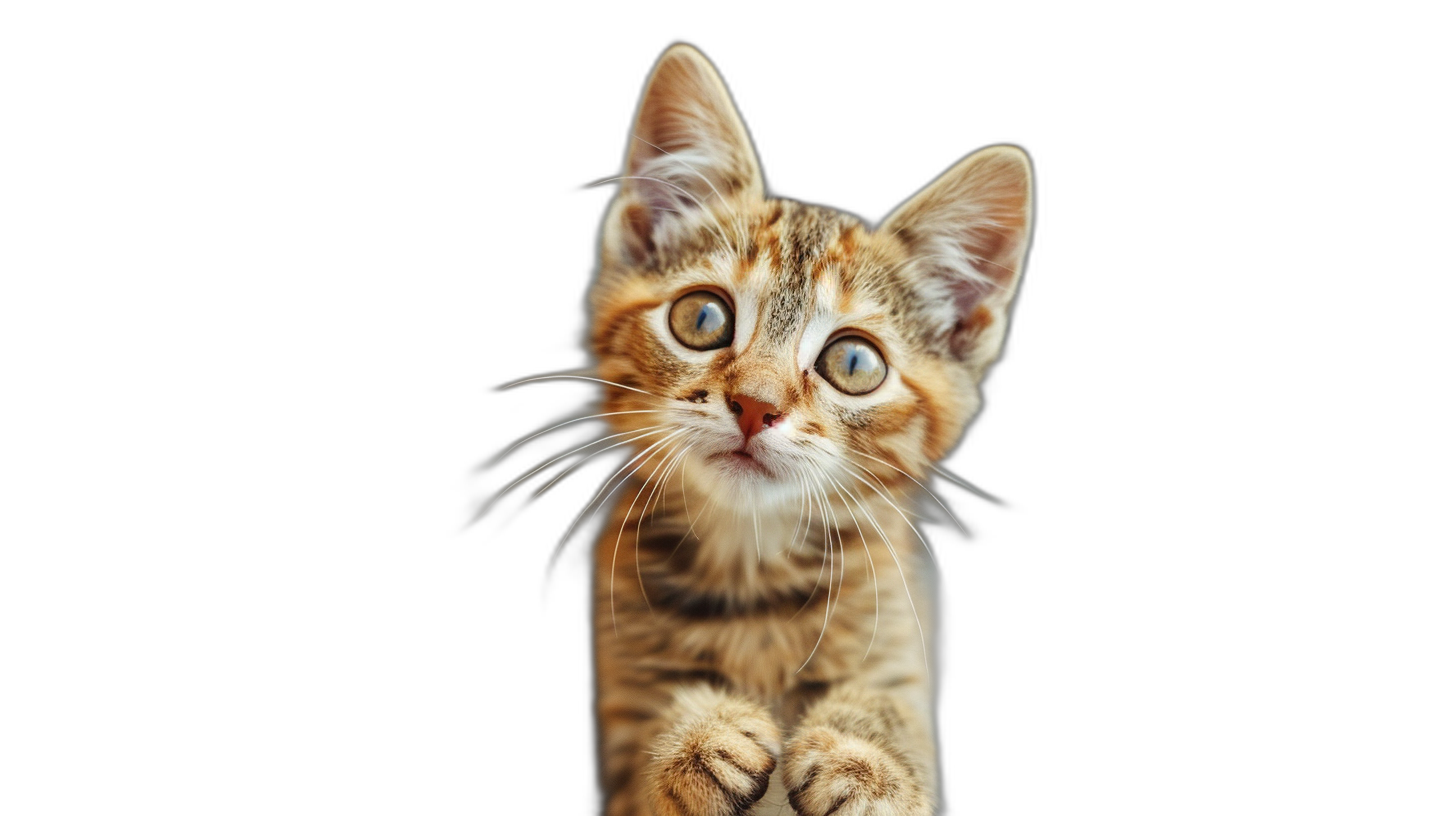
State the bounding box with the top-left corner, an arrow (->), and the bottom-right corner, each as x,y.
669,291 -> 734,351
816,336 -> 887,395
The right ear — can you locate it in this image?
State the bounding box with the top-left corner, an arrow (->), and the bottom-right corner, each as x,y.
603,44 -> 763,268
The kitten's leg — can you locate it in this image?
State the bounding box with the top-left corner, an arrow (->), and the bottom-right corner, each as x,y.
603,683 -> 781,816
781,684 -> 935,816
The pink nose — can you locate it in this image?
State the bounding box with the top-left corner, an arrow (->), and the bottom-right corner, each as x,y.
728,393 -> 782,440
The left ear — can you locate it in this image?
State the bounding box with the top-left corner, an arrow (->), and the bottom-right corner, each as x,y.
603,44 -> 763,269
880,144 -> 1033,371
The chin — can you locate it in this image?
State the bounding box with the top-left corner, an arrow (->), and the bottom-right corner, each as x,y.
684,452 -> 806,515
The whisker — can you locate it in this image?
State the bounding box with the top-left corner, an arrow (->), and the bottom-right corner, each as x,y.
627,439 -> 685,610
815,477 -> 846,625
815,466 -> 879,664
789,484 -> 831,622
844,458 -> 928,522
649,442 -> 693,518
631,136 -> 732,209
820,478 -> 849,630
821,470 -> 880,661
485,410 -> 663,468
611,429 -> 694,627
850,463 -> 937,524
797,471 -> 839,674
679,448 -> 702,539
468,426 -> 668,527
838,464 -> 939,567
588,174 -> 736,254
847,449 -> 969,536
809,438 -> 937,550
529,417 -> 680,504
931,463 -> 1005,505
497,373 -> 663,399
638,437 -> 691,545
792,469 -> 815,556
669,485 -> 717,562
549,427 -> 687,571
798,471 -> 819,553
752,505 -> 761,563
825,462 -> 930,671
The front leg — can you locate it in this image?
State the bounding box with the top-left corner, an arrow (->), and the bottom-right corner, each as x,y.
782,685 -> 935,816
599,674 -> 782,816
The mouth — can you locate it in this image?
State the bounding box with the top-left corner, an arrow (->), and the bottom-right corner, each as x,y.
710,448 -> 771,476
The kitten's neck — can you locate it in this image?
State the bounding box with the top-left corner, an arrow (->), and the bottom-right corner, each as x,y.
623,477 -> 914,612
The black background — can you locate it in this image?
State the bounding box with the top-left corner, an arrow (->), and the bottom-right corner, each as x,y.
315,28 -> 1240,810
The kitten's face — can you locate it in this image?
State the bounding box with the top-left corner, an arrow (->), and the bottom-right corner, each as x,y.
589,46 -> 1032,515
593,200 -> 970,512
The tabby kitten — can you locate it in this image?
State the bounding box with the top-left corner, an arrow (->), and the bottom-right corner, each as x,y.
566,45 -> 1030,816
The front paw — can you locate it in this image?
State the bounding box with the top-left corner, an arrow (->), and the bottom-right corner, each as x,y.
645,698 -> 781,816
783,726 -> 931,816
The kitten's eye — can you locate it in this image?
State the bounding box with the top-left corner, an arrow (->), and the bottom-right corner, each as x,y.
669,291 -> 735,351
816,336 -> 887,395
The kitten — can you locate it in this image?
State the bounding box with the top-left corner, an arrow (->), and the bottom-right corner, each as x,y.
539,44 -> 1030,816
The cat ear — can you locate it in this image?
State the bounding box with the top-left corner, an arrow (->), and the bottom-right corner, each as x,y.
605,44 -> 763,266
880,145 -> 1034,370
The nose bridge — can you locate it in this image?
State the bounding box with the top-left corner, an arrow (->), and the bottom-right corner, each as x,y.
728,280 -> 812,404
725,344 -> 795,407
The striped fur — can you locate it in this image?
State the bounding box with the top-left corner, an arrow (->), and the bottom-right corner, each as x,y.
586,45 -> 1033,816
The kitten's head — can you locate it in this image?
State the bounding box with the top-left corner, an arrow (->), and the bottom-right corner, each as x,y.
590,45 -> 1032,514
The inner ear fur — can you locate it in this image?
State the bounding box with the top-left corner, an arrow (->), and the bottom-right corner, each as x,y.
879,144 -> 1034,368
605,44 -> 763,267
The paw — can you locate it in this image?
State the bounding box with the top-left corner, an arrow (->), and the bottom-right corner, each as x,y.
646,700 -> 781,816
783,726 -> 931,816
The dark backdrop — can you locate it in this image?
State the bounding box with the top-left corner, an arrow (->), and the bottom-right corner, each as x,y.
321,28 -> 1228,810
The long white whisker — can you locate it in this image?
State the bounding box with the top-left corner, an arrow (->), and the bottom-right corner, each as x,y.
500,373 -> 662,399
650,442 -> 694,521
669,486 -> 716,565
669,479 -> 715,562
787,470 -> 809,555
527,425 -> 685,510
799,471 -> 819,553
472,426 -> 669,526
796,470 -> 839,674
790,483 -> 831,622
931,463 -> 1013,507
829,462 -> 929,670
549,427 -> 687,569
678,448 -> 703,538
847,449 -> 968,535
813,476 -> 845,624
591,174 -> 703,208
591,174 -> 736,254
499,410 -> 663,460
490,364 -> 594,385
752,505 -> 761,563
821,468 -> 881,662
839,464 -> 939,567
609,429 -> 693,628
629,436 -> 690,611
845,459 -> 927,523
632,136 -> 732,209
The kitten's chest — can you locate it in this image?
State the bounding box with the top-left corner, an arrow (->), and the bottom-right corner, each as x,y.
588,498 -> 920,702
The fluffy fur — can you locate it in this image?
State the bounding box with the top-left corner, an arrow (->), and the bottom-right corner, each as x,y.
550,45 -> 1030,815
